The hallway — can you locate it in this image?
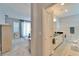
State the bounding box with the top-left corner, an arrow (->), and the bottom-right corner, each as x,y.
3,38 -> 31,56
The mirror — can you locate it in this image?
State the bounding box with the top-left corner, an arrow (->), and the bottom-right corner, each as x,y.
46,3 -> 79,41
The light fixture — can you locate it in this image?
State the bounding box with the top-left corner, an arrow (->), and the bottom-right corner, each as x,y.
60,3 -> 64,5
65,9 -> 68,12
53,18 -> 56,22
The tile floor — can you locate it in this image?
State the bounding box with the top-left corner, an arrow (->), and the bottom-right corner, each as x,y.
2,38 -> 31,56
1,37 -> 79,56
53,39 -> 79,56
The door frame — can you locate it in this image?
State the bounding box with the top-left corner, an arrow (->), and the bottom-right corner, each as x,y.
42,8 -> 54,56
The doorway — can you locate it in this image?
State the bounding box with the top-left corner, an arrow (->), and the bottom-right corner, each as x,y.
12,19 -> 31,50
4,16 -> 31,56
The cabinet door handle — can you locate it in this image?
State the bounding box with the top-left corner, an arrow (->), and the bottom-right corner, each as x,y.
50,36 -> 52,37
52,38 -> 55,44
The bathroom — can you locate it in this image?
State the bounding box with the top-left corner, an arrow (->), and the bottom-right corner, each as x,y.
44,3 -> 79,56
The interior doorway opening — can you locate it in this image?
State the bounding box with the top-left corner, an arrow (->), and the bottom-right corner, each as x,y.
3,15 -> 31,56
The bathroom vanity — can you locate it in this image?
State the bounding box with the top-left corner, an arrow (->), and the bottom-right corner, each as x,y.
0,24 -> 12,53
52,32 -> 64,50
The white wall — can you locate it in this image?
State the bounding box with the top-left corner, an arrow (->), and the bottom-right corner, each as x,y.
0,3 -> 31,24
31,3 -> 53,56
13,22 -> 19,33
53,17 -> 61,32
0,14 -> 5,24
60,14 -> 79,41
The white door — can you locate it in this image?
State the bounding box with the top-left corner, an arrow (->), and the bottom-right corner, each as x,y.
42,8 -> 54,56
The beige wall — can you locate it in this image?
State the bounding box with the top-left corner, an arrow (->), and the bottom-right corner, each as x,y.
31,3 -> 53,56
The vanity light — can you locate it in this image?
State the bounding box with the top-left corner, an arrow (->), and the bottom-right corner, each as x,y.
60,3 -> 64,5
65,9 -> 68,12
53,18 -> 56,22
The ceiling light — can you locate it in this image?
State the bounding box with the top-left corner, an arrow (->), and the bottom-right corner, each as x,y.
53,18 -> 56,22
60,3 -> 64,5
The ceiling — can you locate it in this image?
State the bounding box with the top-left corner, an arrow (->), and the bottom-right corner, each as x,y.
0,3 -> 31,20
47,3 -> 79,18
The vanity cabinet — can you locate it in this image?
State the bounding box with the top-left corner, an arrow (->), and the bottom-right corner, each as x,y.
0,24 -> 12,53
52,34 -> 64,50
